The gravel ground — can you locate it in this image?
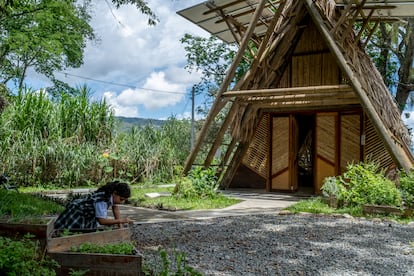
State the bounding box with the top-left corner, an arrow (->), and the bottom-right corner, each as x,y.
131,213 -> 414,276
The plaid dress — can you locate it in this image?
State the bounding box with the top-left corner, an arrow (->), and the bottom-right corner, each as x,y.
54,191 -> 108,231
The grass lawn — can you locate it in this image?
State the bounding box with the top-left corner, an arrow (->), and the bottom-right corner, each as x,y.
128,185 -> 241,211
18,183 -> 241,211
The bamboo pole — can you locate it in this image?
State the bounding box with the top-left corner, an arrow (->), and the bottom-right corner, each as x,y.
204,102 -> 239,167
303,0 -> 413,171
183,0 -> 268,174
222,84 -> 353,97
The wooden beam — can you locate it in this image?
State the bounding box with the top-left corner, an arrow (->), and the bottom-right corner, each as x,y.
240,91 -> 358,103
204,102 -> 239,167
254,97 -> 361,108
183,0 -> 268,175
222,84 -> 353,97
303,0 -> 413,172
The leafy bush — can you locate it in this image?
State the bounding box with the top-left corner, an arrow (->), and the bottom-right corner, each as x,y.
340,162 -> 402,207
321,176 -> 346,200
0,235 -> 58,275
174,167 -> 219,199
398,171 -> 414,208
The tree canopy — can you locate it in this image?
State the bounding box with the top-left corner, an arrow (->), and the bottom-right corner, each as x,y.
0,0 -> 157,92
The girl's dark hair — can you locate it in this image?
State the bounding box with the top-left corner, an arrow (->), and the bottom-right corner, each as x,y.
97,181 -> 131,199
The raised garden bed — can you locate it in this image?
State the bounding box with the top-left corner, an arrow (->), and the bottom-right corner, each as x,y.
0,217 -> 55,249
363,204 -> 414,217
47,228 -> 142,275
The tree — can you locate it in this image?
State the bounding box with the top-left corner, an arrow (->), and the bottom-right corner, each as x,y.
180,33 -> 249,116
0,0 -> 158,92
366,19 -> 414,112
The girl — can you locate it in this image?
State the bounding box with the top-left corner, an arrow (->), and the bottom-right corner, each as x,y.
54,181 -> 133,232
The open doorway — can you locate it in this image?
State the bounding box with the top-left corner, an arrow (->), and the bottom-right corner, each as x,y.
296,114 -> 315,194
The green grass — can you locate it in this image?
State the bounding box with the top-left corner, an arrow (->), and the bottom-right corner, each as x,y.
0,190 -> 64,221
285,197 -> 414,223
19,183 -> 241,212
129,185 -> 241,211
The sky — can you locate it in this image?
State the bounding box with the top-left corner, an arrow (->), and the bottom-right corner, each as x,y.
16,0 -> 414,135
24,0 -> 209,120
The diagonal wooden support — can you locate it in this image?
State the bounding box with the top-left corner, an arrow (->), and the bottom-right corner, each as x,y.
183,0 -> 269,175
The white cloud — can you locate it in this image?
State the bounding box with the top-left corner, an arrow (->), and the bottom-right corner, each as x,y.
104,71 -> 187,116
24,0 -> 210,119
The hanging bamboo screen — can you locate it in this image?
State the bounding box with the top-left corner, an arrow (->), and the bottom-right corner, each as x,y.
316,114 -> 336,162
364,116 -> 394,168
272,116 -> 290,175
340,114 -> 361,173
242,113 -> 270,178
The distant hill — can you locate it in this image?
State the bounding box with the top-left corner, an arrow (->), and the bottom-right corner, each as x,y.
114,116 -> 165,132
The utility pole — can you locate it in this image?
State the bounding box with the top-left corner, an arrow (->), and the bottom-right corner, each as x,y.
191,86 -> 195,149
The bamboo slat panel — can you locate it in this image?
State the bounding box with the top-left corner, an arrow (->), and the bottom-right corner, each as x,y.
321,53 -> 340,85
272,117 -> 290,175
316,114 -> 336,162
278,64 -> 290,88
242,114 -> 270,178
292,55 -> 323,87
294,21 -> 328,53
340,114 -> 361,173
364,117 -> 394,168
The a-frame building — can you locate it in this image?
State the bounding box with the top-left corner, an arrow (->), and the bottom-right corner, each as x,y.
178,0 -> 414,194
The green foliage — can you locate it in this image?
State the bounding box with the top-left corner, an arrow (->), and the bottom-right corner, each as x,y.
0,89 -> 193,187
340,162 -> 402,207
70,242 -> 136,255
0,190 -> 64,220
142,247 -> 202,276
0,0 -> 95,89
0,88 -> 115,186
321,176 -> 346,201
174,167 -> 219,199
398,171 -> 414,208
0,235 -> 58,275
0,0 -> 157,91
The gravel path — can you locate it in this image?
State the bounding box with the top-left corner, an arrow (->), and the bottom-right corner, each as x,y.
131,213 -> 414,276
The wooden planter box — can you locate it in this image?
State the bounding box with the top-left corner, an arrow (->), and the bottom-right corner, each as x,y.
362,204 -> 410,216
0,217 -> 55,249
47,251 -> 141,276
47,228 -> 142,275
0,217 -> 55,238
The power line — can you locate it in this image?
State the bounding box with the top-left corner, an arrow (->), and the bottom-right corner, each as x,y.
57,72 -> 187,95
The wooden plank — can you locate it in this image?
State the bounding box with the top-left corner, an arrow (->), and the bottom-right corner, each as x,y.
48,228 -> 131,252
48,251 -> 141,276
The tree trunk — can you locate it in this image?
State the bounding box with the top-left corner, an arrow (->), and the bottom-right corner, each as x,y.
395,18 -> 414,112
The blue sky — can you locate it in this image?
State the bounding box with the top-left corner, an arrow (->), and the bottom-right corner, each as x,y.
22,0 -> 208,120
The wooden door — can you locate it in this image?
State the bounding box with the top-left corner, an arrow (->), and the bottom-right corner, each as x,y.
314,113 -> 338,194
270,115 -> 298,191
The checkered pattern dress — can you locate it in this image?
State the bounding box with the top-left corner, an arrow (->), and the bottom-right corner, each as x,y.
54,191 -> 108,231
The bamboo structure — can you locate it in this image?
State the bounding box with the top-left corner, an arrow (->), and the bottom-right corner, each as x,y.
178,0 -> 414,193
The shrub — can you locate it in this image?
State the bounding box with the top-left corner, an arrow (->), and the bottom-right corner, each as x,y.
321,176 -> 346,200
0,235 -> 58,275
340,162 -> 402,207
398,171 -> 414,208
173,167 -> 219,199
